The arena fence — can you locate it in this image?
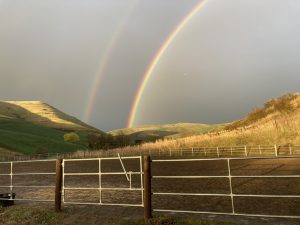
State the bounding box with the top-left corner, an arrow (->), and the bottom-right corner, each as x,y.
1,155 -> 300,222
150,156 -> 300,219
0,159 -> 56,202
62,155 -> 144,207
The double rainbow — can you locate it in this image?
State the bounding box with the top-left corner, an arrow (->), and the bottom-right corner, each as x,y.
84,0 -> 140,123
127,0 -> 209,128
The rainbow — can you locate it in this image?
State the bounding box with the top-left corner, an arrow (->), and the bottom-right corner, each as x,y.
127,0 -> 209,128
84,0 -> 139,123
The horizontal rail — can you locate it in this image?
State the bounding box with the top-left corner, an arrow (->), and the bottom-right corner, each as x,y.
0,174 -> 55,177
0,198 -> 54,202
0,173 -> 55,176
153,176 -> 228,179
152,175 -> 300,179
6,159 -> 56,163
152,155 -> 300,162
153,193 -> 230,197
64,187 -> 143,191
153,209 -> 300,219
63,156 -> 141,162
153,192 -> 300,198
63,172 -> 141,176
63,201 -> 143,207
0,185 -> 55,188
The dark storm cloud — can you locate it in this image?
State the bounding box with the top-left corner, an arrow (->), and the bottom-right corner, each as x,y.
1,0 -> 299,131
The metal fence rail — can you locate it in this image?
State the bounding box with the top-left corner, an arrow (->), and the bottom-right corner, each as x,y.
2,145 -> 300,162
151,156 -> 300,219
62,156 -> 144,207
0,159 -> 56,202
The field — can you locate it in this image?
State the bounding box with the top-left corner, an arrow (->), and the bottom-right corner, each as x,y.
1,156 -> 300,224
0,118 -> 89,154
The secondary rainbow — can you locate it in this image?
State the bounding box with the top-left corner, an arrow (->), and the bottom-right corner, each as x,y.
84,0 -> 139,123
127,0 -> 209,128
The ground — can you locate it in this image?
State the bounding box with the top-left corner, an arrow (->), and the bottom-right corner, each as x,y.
1,157 -> 300,224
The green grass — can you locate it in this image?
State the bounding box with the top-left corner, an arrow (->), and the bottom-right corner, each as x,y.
0,118 -> 89,154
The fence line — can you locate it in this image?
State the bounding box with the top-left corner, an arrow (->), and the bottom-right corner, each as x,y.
62,156 -> 144,207
151,156 -> 300,219
0,159 -> 56,202
2,145 -> 300,162
1,156 -> 300,221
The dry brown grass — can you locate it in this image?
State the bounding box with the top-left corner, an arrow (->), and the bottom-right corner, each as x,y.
105,93 -> 300,153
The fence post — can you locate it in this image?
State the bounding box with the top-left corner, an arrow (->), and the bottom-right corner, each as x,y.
217,147 -> 219,157
55,159 -> 63,212
259,145 -> 262,155
289,144 -> 292,155
143,155 -> 152,221
244,146 -> 247,157
274,144 -> 278,157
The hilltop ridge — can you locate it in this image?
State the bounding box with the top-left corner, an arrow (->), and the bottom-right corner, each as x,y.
0,101 -> 102,133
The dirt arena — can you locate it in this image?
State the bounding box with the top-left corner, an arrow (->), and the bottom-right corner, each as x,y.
1,156 -> 300,224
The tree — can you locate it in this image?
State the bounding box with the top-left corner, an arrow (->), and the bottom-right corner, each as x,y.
64,132 -> 80,143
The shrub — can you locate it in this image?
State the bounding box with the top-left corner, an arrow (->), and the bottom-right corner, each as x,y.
63,132 -> 80,143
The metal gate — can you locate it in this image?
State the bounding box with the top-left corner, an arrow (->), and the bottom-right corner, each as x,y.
62,156 -> 143,207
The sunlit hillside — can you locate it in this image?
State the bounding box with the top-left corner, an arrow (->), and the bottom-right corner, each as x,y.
109,123 -> 224,143
112,93 -> 300,152
0,101 -> 104,155
0,101 -> 101,132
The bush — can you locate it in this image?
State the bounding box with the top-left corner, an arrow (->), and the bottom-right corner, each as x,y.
63,132 -> 80,143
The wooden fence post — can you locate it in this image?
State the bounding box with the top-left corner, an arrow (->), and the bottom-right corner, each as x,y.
55,159 -> 63,212
143,155 -> 152,221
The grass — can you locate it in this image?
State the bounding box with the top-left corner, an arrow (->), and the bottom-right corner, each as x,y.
0,118 -> 89,154
0,206 -> 82,225
104,93 -> 300,153
0,206 -> 62,225
0,101 -> 105,155
109,123 -> 225,142
122,217 -> 242,225
0,206 -> 245,225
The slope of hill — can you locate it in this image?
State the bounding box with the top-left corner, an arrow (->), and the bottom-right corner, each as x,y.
0,101 -> 105,155
109,123 -> 225,143
0,101 -> 101,132
110,93 -> 300,151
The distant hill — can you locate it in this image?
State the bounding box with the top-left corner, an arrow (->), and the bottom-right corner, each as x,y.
109,123 -> 224,144
0,101 -> 105,155
109,92 -> 300,152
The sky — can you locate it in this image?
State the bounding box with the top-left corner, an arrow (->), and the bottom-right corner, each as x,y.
0,0 -> 300,131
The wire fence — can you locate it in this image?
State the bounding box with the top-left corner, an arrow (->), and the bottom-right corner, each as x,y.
1,145 -> 300,162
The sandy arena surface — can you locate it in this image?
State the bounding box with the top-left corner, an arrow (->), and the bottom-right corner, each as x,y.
1,156 -> 300,224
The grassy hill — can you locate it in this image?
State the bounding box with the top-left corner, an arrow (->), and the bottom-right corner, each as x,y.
110,92 -> 300,152
109,123 -> 224,143
0,101 -> 104,155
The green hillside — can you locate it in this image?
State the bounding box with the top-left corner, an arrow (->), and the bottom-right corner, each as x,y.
0,101 -> 105,155
109,123 -> 225,143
